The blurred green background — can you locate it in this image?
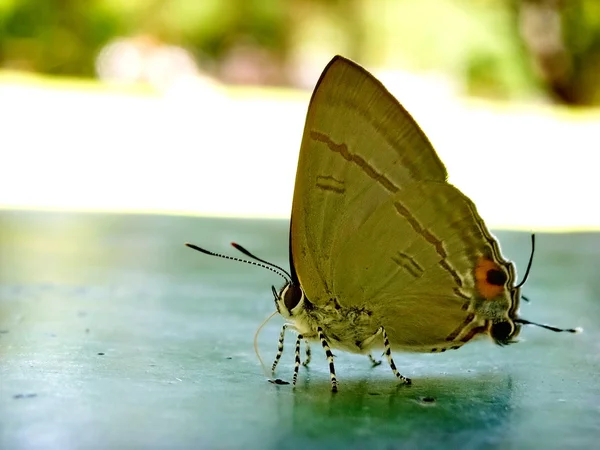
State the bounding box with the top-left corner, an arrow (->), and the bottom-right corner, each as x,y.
1,0 -> 600,104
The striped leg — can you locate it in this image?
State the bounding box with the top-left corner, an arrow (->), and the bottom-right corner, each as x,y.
272,324 -> 291,374
302,341 -> 312,367
317,327 -> 338,392
379,326 -> 411,385
292,334 -> 304,386
367,353 -> 382,367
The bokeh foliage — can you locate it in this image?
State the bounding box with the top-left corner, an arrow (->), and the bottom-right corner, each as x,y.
0,0 -> 599,104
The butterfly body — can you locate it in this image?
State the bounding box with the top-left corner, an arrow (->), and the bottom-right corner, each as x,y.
186,55 -> 579,392
276,244 -> 519,357
271,56 -> 526,388
276,284 -> 381,354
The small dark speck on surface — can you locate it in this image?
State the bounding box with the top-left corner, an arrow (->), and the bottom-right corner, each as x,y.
85,328 -> 90,333
97,352 -> 105,356
268,379 -> 290,385
225,357 -> 233,360
14,393 -> 37,399
0,330 -> 9,334
77,311 -> 88,317
421,397 -> 436,403
368,392 -> 381,396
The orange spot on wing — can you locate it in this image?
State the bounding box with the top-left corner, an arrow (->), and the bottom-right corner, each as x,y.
475,257 -> 505,299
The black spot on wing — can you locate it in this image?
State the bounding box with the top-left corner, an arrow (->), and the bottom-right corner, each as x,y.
486,269 -> 507,286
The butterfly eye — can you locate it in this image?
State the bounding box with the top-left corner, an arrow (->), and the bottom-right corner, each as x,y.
283,283 -> 303,311
490,321 -> 515,344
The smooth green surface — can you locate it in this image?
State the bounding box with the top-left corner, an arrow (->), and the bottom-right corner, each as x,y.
1,211 -> 599,449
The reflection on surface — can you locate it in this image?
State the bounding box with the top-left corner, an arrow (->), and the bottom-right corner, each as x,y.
282,375 -> 513,448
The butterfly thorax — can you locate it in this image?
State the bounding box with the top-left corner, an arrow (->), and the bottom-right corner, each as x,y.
276,282 -> 381,353
274,272 -> 523,352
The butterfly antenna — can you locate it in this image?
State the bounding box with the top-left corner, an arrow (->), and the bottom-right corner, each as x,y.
521,295 -> 530,303
230,242 -> 293,281
185,243 -> 290,282
515,318 -> 581,334
515,234 -> 535,288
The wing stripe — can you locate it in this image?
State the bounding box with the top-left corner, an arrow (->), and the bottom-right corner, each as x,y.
439,260 -> 464,288
445,313 -> 475,341
391,256 -> 420,278
316,184 -> 346,194
394,201 -> 464,289
391,252 -> 424,279
397,252 -> 423,274
333,98 -> 444,180
453,287 -> 470,301
316,175 -> 346,194
310,131 -> 399,194
459,324 -> 488,343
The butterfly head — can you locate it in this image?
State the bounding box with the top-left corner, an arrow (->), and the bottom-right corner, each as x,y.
272,282 -> 306,319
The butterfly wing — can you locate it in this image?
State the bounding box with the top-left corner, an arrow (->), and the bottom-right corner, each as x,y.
290,56 -> 447,302
290,56 -> 518,349
332,181 -> 517,348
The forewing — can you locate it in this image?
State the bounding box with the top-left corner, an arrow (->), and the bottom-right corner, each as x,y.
290,56 -> 448,304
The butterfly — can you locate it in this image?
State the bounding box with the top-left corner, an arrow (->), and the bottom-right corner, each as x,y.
187,55 -> 579,392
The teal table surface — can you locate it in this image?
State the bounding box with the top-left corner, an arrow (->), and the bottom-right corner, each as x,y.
1,211 -> 599,449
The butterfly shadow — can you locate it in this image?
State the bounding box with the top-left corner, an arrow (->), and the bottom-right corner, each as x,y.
267,371 -> 515,448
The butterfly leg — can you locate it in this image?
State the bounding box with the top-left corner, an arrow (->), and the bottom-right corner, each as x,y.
302,340 -> 312,367
292,334 -> 304,386
272,323 -> 293,374
379,326 -> 411,385
317,327 -> 338,392
367,353 -> 382,367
